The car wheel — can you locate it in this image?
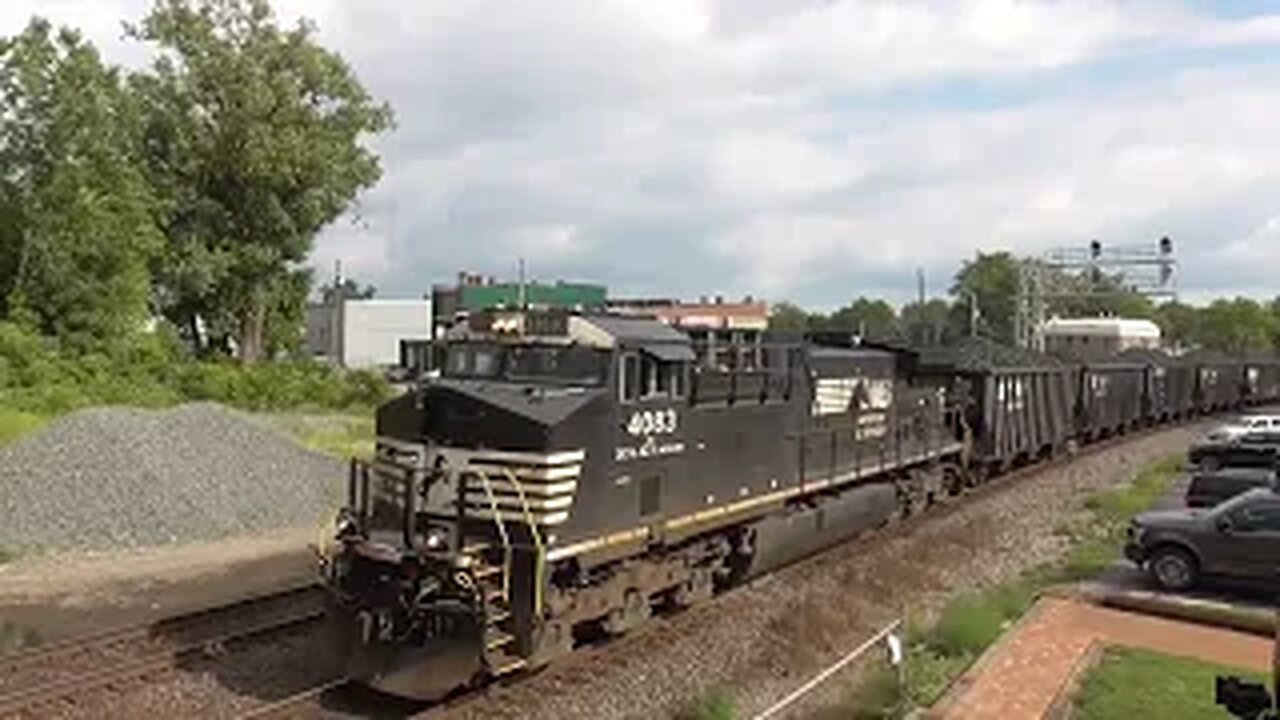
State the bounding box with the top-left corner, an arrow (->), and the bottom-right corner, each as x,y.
1149,547 -> 1198,591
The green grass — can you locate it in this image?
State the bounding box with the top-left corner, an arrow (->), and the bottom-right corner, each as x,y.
1073,647 -> 1267,720
0,408 -> 48,446
1056,455 -> 1184,581
259,413 -> 375,460
836,454 -> 1184,718
675,688 -> 737,720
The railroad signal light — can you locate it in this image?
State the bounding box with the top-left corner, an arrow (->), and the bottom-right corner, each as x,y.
1159,236 -> 1173,255
1089,239 -> 1102,259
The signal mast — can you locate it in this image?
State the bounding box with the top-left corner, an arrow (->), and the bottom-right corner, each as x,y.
1014,236 -> 1178,351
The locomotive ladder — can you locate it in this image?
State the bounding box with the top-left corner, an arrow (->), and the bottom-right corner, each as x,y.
471,468 -> 548,676
473,470 -> 523,675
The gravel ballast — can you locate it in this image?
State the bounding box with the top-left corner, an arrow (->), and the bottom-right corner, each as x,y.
0,403 -> 345,553
425,424 -> 1204,720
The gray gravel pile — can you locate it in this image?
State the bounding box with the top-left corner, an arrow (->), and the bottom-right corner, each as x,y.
0,403 -> 345,553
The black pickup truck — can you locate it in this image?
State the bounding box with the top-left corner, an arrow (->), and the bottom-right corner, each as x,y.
1125,487 -> 1280,591
1186,468 -> 1277,508
1187,431 -> 1280,470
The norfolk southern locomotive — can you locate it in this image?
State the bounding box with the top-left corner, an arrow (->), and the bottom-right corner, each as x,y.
318,314 -> 1280,700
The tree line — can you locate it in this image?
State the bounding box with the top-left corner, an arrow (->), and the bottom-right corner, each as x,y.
0,0 -> 391,363
770,252 -> 1280,355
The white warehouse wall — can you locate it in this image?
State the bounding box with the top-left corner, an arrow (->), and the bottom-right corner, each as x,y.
340,299 -> 432,369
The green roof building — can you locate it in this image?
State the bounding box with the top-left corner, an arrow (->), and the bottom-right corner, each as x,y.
431,272 -> 607,337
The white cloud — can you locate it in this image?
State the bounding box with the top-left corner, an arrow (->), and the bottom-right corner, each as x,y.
5,0 -> 1280,306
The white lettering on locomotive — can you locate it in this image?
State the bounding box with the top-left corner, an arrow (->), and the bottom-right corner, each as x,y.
626,408 -> 678,436
812,377 -> 893,416
615,437 -> 686,462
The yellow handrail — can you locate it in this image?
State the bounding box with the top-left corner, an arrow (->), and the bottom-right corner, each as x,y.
502,467 -> 546,617
475,470 -> 512,603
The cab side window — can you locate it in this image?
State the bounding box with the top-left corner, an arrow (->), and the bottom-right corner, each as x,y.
621,351 -> 685,402
621,353 -> 640,402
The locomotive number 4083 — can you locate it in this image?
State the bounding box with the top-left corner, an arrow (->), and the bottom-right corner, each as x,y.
626,409 -> 678,436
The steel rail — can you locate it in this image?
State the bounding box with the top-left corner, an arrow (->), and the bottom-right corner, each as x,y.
233,678 -> 348,720
0,584 -> 324,717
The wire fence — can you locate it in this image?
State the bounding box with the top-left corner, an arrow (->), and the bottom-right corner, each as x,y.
752,618 -> 905,720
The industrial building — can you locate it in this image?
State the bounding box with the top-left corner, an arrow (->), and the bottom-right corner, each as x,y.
1041,317 -> 1162,357
306,298 -> 432,369
607,296 -> 769,369
430,272 -> 607,337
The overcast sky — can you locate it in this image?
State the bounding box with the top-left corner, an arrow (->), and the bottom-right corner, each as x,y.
5,0 -> 1280,310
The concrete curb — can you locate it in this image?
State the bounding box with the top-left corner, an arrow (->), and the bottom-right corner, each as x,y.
1083,585 -> 1277,639
1043,640 -> 1104,720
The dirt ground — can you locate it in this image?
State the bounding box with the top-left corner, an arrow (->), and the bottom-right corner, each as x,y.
0,527 -> 316,652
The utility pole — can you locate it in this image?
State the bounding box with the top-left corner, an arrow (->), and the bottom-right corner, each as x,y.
518,258 -> 527,311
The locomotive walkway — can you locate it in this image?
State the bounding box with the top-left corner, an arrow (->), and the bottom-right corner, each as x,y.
928,596 -> 1271,719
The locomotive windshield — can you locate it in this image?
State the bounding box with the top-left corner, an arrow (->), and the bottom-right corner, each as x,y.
444,343 -> 608,385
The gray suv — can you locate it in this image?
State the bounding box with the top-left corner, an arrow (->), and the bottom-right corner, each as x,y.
1124,487 -> 1280,591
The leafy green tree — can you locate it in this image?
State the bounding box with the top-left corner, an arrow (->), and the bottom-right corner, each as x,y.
767,301 -> 809,332
263,266 -> 313,358
130,0 -> 393,362
1197,298 -> 1275,354
0,19 -> 162,349
817,297 -> 899,340
1153,301 -> 1201,351
950,251 -> 1019,344
901,298 -> 952,346
1270,297 -> 1280,350
320,277 -> 376,303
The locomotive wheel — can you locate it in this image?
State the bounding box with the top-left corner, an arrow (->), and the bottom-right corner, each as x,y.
603,589 -> 651,635
671,568 -> 714,608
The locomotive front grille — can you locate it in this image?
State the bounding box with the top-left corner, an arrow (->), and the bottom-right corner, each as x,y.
460,448 -> 585,527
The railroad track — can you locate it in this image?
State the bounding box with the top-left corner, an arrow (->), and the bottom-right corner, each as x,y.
234,679 -> 349,720
0,583 -> 326,718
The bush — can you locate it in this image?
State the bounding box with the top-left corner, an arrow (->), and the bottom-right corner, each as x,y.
0,322 -> 391,416
928,594 -> 1007,658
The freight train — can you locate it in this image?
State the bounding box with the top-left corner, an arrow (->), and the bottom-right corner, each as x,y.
317,314 -> 1280,700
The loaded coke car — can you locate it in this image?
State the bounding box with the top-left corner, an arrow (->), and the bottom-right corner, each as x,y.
1076,361 -> 1147,440
1117,348 -> 1197,424
916,337 -> 1076,475
1243,353 -> 1280,406
1186,350 -> 1246,413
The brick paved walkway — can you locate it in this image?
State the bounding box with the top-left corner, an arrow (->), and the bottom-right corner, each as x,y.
929,596 -> 1273,720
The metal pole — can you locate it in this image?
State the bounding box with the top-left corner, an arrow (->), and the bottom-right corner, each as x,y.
518,258 -> 527,310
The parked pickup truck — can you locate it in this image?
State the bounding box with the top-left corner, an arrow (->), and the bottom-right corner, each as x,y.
1185,468 -> 1277,508
1125,487 -> 1280,591
1187,432 -> 1280,470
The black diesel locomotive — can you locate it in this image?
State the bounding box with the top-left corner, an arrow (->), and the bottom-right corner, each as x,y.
319,317 -> 1280,700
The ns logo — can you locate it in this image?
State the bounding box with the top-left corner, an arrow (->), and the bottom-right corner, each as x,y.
626,408 -> 678,436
